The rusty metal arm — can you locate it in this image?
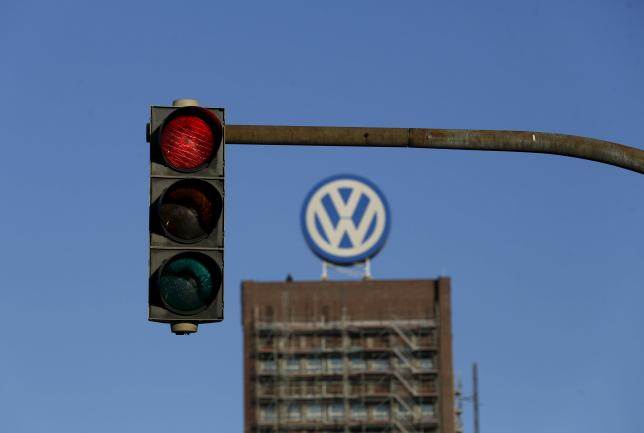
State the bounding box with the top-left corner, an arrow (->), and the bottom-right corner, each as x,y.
226,125 -> 644,174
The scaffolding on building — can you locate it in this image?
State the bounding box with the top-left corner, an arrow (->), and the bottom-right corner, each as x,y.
250,310 -> 442,433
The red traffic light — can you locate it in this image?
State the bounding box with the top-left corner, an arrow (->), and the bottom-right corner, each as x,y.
159,107 -> 222,171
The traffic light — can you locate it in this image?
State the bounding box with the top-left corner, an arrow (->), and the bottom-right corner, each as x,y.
147,99 -> 224,335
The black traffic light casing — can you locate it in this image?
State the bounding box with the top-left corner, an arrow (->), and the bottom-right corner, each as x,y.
147,103 -> 225,334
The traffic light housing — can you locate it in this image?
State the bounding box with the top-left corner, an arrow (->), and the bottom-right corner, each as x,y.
147,100 -> 224,335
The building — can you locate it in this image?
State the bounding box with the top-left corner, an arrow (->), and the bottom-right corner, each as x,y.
242,278 -> 456,433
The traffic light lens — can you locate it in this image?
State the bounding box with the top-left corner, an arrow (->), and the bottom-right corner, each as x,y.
158,180 -> 222,243
160,114 -> 215,171
158,255 -> 219,315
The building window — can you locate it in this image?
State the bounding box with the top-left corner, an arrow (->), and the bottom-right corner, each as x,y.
326,381 -> 343,395
299,335 -> 309,349
327,356 -> 343,373
369,358 -> 389,372
277,337 -> 287,350
420,403 -> 435,418
259,335 -> 274,350
417,379 -> 435,394
305,403 -> 323,421
371,403 -> 391,421
374,335 -> 389,348
286,336 -> 298,350
418,357 -> 434,370
259,359 -> 276,372
350,403 -> 367,420
349,356 -> 365,371
371,380 -> 390,395
417,330 -> 433,347
259,382 -> 276,396
328,403 -> 344,420
260,405 -> 276,422
396,403 -> 412,421
325,335 -> 342,349
304,357 -> 322,373
350,382 -> 365,396
304,381 -> 320,396
285,358 -> 300,373
287,403 -> 301,422
349,335 -> 362,348
287,382 -> 302,396
310,335 -> 322,349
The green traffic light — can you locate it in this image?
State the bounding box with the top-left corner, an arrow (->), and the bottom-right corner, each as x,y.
159,256 -> 214,315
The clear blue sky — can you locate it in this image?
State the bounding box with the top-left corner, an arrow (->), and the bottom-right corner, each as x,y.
1,1 -> 643,432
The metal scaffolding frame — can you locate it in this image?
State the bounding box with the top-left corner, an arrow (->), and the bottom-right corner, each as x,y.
250,313 -> 442,433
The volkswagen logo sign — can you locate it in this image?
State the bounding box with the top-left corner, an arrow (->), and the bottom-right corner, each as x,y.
301,174 -> 391,265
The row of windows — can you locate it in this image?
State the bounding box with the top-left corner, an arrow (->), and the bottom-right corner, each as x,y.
257,356 -> 434,374
257,379 -> 436,396
258,305 -> 436,324
257,333 -> 434,351
258,402 -> 435,423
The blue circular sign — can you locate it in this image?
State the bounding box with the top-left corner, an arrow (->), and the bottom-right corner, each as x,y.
301,174 -> 391,265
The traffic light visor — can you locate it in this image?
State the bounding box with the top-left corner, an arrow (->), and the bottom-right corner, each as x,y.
157,253 -> 221,315
159,107 -> 222,171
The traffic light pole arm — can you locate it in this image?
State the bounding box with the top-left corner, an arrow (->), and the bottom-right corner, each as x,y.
226,125 -> 644,174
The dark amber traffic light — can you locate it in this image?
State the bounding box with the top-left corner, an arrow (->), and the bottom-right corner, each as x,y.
157,179 -> 223,243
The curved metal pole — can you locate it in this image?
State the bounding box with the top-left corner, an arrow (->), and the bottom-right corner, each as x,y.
226,125 -> 644,174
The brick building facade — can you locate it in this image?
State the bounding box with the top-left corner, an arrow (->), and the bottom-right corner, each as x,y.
242,278 -> 455,433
